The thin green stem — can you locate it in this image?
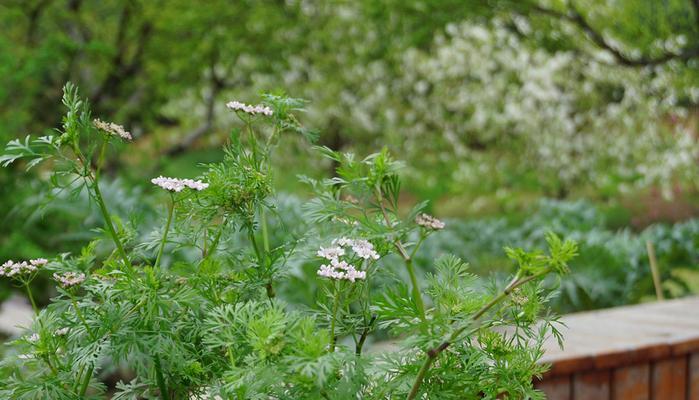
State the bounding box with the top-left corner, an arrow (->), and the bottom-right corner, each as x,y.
261,208 -> 271,255
93,180 -> 132,270
79,364 -> 94,396
260,209 -> 276,298
375,188 -> 427,323
202,218 -> 226,261
404,258 -> 426,321
75,139 -> 131,270
249,227 -> 275,300
406,270 -> 547,400
154,355 -> 169,399
70,295 -> 94,339
410,235 -> 426,260
25,284 -> 38,315
330,284 -> 340,352
227,347 -> 236,368
154,197 -> 175,269
95,139 -> 108,180
74,364 -> 85,393
355,314 -> 377,356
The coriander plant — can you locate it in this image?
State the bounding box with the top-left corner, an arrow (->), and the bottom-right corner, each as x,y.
0,84 -> 577,399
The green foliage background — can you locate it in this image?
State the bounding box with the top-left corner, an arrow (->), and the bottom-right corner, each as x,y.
2,0 -> 699,311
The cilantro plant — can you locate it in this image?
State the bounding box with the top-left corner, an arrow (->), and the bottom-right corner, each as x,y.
0,84 -> 577,399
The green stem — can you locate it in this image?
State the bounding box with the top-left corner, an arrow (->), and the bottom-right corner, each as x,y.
83,139 -> 131,270
74,364 -> 85,393
249,228 -> 275,299
202,218 -> 226,261
260,209 -> 276,298
330,285 -> 340,352
405,270 -> 546,400
70,295 -> 94,339
93,180 -> 132,270
260,208 -> 271,255
154,355 -> 169,399
154,197 -> 175,269
355,314 -> 377,356
25,284 -> 38,315
404,257 -> 426,322
79,364 -> 94,396
95,140 -> 108,179
375,187 -> 426,323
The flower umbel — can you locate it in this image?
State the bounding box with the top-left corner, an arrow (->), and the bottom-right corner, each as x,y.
0,258 -> 47,277
53,271 -> 86,289
317,259 -> 366,282
317,246 -> 345,260
416,213 -> 445,230
226,100 -> 273,116
316,238 -> 379,282
93,119 -> 133,141
151,176 -> 209,192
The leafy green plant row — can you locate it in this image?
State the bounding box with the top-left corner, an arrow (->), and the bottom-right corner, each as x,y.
0,85 -> 576,399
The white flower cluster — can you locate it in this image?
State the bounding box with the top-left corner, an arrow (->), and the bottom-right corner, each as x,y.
317,261 -> 366,282
93,119 -> 133,141
416,213 -> 445,230
0,258 -> 47,277
226,100 -> 273,116
53,271 -> 86,289
332,237 -> 380,260
316,238 -> 380,282
151,176 -> 209,192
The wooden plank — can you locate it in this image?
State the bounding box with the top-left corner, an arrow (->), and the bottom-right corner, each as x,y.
651,357 -> 687,400
689,352 -> 699,400
534,375 -> 570,400
612,363 -> 649,400
540,297 -> 699,375
573,370 -> 610,400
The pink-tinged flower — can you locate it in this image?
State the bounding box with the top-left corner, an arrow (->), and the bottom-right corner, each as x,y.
53,271 -> 86,289
317,262 -> 366,282
0,259 -> 44,277
317,246 -> 345,261
93,119 -> 132,141
416,213 -> 445,230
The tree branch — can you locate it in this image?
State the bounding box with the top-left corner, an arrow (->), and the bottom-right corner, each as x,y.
692,0 -> 699,31
163,53 -> 225,157
24,0 -> 53,46
531,2 -> 699,67
91,2 -> 152,107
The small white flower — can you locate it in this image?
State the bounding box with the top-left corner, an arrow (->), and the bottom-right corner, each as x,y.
226,100 -> 273,116
317,246 -> 345,261
53,271 -> 86,289
331,237 -> 354,247
151,176 -> 209,192
93,119 -> 133,141
349,239 -> 380,260
416,213 -> 445,230
27,333 -> 39,343
55,327 -> 70,336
